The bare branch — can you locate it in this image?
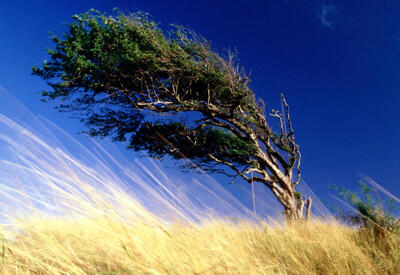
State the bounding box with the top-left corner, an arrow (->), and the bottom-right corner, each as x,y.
281,93 -> 294,137
207,154 -> 267,186
245,167 -> 274,183
208,154 -> 251,182
305,196 -> 312,221
269,109 -> 285,141
293,145 -> 301,186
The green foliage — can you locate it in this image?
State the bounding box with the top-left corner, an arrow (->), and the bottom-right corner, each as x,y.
32,9 -> 261,171
32,9 -> 253,111
294,191 -> 303,204
331,182 -> 400,235
129,122 -> 257,166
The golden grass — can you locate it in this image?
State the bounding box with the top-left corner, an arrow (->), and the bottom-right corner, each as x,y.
0,208 -> 399,274
0,159 -> 398,275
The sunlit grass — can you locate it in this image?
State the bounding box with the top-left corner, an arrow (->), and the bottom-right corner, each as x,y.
0,177 -> 399,274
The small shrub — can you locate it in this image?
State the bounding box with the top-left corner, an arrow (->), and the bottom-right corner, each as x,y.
331,181 -> 400,237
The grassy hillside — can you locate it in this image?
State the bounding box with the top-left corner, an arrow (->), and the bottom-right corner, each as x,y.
0,195 -> 399,274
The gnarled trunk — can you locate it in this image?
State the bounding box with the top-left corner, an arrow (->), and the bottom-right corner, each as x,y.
283,198 -> 312,223
270,181 -> 312,223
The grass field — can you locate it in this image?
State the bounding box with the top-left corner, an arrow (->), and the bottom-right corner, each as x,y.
0,181 -> 399,274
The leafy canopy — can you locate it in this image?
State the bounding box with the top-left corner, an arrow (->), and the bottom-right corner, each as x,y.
33,9 -> 292,176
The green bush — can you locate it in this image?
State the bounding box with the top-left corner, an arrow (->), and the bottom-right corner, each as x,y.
331,181 -> 400,236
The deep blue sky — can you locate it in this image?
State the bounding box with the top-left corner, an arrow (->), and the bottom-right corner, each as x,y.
0,0 -> 399,201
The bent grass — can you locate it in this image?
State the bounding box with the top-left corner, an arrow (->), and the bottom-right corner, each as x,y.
0,179 -> 399,274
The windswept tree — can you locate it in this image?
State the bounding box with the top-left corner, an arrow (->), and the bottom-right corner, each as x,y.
33,10 -> 312,222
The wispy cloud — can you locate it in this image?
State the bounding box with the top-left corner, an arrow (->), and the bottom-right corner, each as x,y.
316,3 -> 337,28
283,0 -> 338,29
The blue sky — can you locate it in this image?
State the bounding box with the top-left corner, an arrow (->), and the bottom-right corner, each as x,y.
0,0 -> 399,205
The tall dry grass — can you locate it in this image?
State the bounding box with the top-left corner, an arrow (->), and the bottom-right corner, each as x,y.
0,180 -> 399,274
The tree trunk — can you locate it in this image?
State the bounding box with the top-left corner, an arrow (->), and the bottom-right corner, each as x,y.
284,207 -> 300,223
273,184 -> 311,223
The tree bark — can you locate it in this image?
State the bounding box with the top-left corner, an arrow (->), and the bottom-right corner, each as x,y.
305,196 -> 312,221
270,181 -> 312,223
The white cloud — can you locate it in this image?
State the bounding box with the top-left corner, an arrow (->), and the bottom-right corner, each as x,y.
316,3 -> 337,28
282,0 -> 338,29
